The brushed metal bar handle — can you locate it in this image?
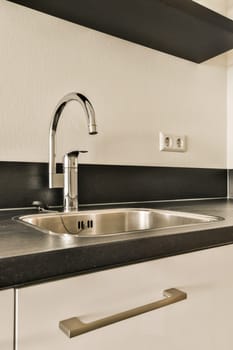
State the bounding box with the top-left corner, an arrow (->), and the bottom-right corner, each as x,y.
59,288 -> 187,338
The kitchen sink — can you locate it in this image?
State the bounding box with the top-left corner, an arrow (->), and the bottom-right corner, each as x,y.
18,208 -> 222,237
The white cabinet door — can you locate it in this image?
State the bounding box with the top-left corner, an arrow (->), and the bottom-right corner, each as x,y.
15,244 -> 233,350
0,289 -> 14,350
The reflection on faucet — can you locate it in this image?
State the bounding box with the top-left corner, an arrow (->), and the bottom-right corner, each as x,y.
49,92 -> 98,212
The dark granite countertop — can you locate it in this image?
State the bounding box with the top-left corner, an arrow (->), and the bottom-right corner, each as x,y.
1,199 -> 233,290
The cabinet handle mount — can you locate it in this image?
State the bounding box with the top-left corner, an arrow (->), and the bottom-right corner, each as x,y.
59,288 -> 187,338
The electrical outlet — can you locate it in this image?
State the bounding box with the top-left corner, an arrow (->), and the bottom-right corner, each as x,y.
159,132 -> 186,152
173,135 -> 186,152
159,132 -> 173,151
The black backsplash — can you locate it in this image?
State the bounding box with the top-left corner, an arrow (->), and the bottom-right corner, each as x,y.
79,165 -> 227,204
0,162 -> 227,209
0,162 -> 62,208
228,170 -> 233,198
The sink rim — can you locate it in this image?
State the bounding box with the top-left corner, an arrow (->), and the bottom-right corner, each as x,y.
16,208 -> 224,238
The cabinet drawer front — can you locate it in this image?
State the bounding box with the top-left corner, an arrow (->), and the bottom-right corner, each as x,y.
16,245 -> 233,350
0,289 -> 14,350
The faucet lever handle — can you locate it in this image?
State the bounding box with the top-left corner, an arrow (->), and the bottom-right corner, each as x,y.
64,150 -> 88,168
66,150 -> 88,157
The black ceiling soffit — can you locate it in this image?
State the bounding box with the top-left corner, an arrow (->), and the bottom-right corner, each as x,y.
7,0 -> 233,63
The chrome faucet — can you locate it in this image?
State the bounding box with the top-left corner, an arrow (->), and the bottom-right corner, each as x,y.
49,92 -> 97,212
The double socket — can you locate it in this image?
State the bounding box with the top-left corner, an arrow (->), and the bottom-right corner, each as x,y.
159,132 -> 187,152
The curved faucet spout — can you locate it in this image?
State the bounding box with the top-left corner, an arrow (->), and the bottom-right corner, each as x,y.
50,92 -> 97,135
49,92 -> 97,189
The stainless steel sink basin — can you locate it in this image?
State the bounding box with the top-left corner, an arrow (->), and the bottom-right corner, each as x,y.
18,208 -> 222,237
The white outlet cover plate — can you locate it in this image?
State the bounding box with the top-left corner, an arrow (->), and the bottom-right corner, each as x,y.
159,132 -> 186,152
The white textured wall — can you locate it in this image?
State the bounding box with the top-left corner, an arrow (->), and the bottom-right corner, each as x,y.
0,0 -> 227,168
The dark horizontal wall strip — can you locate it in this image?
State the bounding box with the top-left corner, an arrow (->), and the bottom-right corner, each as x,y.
78,165 -> 227,204
0,162 -> 63,209
229,170 -> 233,198
0,162 -> 227,209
